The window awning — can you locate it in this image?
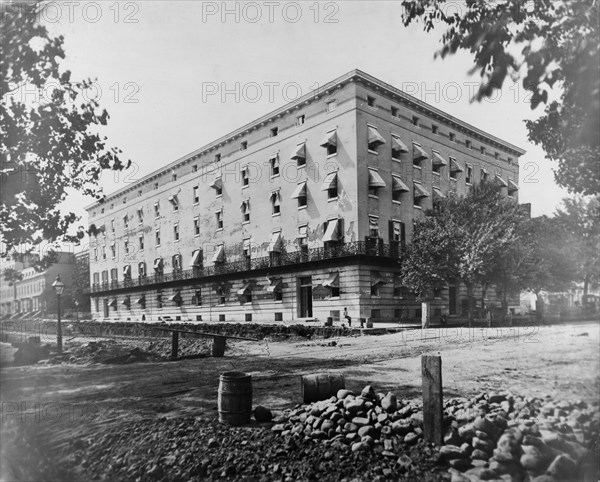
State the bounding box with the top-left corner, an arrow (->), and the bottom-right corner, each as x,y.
266,278 -> 282,292
414,183 -> 430,198
368,169 -> 386,188
109,299 -> 117,307
153,258 -> 163,270
290,181 -> 307,199
168,195 -> 178,205
495,174 -> 508,187
320,130 -> 337,148
135,295 -> 146,305
291,143 -> 306,160
321,171 -> 338,191
322,272 -> 339,288
270,154 -> 279,167
210,176 -> 222,190
323,219 -> 339,242
370,272 -> 387,287
237,283 -> 252,295
168,292 -> 182,302
367,125 -> 386,147
450,158 -> 463,173
240,200 -> 250,212
190,249 -> 202,267
508,179 -> 518,192
391,135 -> 409,155
270,191 -> 281,206
433,187 -> 446,199
120,297 -> 130,306
432,151 -> 448,167
392,176 -> 410,192
122,265 -> 131,276
268,232 -> 282,252
413,144 -> 429,161
481,167 -> 489,175
211,245 -> 225,263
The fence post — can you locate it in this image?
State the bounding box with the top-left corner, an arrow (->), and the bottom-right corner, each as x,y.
422,355 -> 443,445
172,331 -> 179,360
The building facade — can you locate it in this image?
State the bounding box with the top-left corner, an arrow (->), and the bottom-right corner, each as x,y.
86,70 -> 525,324
0,251 -> 77,318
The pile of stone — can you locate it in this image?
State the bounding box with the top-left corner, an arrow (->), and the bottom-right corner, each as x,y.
269,387 -> 599,482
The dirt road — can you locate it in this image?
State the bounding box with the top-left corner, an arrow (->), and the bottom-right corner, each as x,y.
1,321 -> 598,479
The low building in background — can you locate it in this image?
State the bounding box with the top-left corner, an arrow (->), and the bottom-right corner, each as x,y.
86,69 -> 525,324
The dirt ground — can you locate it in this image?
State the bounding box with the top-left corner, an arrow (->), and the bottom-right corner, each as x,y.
1,321 -> 599,479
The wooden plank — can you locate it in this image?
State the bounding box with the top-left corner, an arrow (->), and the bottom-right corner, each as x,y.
171,331 -> 179,360
422,355 -> 443,445
146,326 -> 258,342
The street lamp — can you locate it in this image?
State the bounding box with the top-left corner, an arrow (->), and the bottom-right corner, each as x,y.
52,274 -> 65,354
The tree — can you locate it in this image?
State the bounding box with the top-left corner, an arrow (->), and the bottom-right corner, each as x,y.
400,182 -> 523,323
402,0 -> 599,196
71,253 -> 91,312
554,196 -> 600,296
1,2 -> 128,255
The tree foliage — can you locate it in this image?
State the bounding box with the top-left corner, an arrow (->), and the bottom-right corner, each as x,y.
400,182 -> 523,320
0,2 -> 128,255
402,0 -> 599,196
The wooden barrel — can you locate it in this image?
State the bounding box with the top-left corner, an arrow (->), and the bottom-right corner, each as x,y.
301,373 -> 345,403
212,336 -> 226,357
218,371 -> 252,425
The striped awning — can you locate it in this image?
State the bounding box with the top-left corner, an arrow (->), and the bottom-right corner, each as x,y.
320,130 -> 337,148
367,125 -> 386,147
392,176 -> 410,192
291,143 -> 306,160
368,169 -> 386,188
391,135 -> 409,155
413,144 -> 429,161
432,151 -> 448,167
321,172 -> 338,191
290,182 -> 307,199
414,183 -> 430,198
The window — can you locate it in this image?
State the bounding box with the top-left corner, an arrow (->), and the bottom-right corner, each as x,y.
269,154 -> 279,177
241,166 -> 249,187
270,127 -> 278,137
194,290 -> 202,306
157,291 -> 163,309
154,258 -> 164,276
110,244 -> 116,259
93,247 -> 98,261
193,186 -> 199,204
138,262 -> 146,278
210,176 -> 223,196
465,140 -> 472,149
155,229 -> 161,246
217,286 -> 226,305
111,219 -> 115,232
93,272 -> 100,285
172,172 -> 178,182
449,158 -> 464,181
391,134 -> 408,160
368,168 -> 386,197
449,132 -> 456,142
101,245 -> 106,260
240,141 -> 248,151
154,182 -> 159,190
323,218 -> 341,250
391,105 -> 399,117
241,200 -> 250,223
242,238 -> 251,263
124,239 -> 129,254
323,272 -> 340,298
320,130 -> 337,156
270,191 -> 281,215
371,271 -> 384,297
480,146 -> 486,155
412,116 -> 419,126
194,217 -> 200,236
495,152 -> 500,160
466,165 -> 473,184
296,114 -> 305,126
507,157 -> 513,166
413,182 -> 430,208
392,176 -> 409,202
432,124 -> 439,135
367,125 -> 386,153
432,150 -> 447,175
215,153 -> 221,162
390,220 -> 406,253
291,182 -> 307,208
123,197 -> 127,204
173,223 -> 180,241
292,143 -> 306,167
321,171 -> 338,200
191,249 -> 203,272
138,233 -> 144,251
215,209 -> 223,230
326,99 -> 337,112
367,95 -> 376,108
154,202 -> 160,218
369,216 -> 380,238
168,194 -> 179,211
413,143 -> 428,167
137,208 -> 143,224
192,164 -> 198,173
172,254 -> 182,272
297,225 -> 308,257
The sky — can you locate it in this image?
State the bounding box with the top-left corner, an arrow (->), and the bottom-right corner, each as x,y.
38,0 -> 569,233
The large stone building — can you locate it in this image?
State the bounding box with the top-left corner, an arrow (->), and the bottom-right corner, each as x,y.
86,70 -> 525,324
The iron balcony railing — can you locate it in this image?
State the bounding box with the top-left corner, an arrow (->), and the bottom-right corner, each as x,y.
90,240 -> 402,294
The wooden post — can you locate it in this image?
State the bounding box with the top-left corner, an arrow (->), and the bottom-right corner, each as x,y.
171,331 -> 179,360
421,301 -> 431,329
422,355 -> 443,445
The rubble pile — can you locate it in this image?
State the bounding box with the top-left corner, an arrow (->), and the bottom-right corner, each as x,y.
270,387 -> 600,482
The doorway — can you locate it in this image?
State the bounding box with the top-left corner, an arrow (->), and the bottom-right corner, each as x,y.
298,276 -> 313,318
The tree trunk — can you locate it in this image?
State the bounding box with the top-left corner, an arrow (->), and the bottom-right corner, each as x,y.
583,273 -> 590,297
421,301 -> 431,329
466,282 -> 474,328
535,291 -> 544,323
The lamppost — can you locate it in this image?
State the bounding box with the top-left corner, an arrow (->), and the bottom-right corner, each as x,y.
52,274 -> 65,354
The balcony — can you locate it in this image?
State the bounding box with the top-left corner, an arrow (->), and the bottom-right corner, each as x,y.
89,241 -> 401,294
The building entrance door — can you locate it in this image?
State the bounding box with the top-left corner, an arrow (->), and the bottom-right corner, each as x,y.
103,299 -> 109,318
298,276 -> 313,318
449,285 -> 457,315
